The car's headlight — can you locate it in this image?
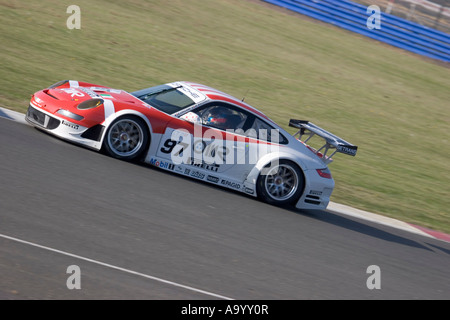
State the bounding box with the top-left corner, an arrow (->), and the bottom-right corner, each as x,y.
56,109 -> 84,121
77,98 -> 104,110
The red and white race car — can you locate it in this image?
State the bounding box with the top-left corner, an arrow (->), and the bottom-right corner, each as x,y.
26,80 -> 357,209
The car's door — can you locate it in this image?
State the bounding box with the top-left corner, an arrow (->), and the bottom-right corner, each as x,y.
156,102 -> 255,181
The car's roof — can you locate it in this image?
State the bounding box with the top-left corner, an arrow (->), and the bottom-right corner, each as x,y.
180,81 -> 273,123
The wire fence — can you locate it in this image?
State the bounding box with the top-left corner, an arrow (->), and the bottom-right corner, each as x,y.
354,0 -> 450,33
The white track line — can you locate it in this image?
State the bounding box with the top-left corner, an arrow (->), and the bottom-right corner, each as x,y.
0,233 -> 233,300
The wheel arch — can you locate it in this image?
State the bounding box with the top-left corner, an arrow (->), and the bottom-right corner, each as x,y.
100,110 -> 152,160
99,109 -> 153,152
245,153 -> 308,201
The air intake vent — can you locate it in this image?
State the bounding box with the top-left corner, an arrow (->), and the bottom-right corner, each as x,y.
43,89 -> 59,100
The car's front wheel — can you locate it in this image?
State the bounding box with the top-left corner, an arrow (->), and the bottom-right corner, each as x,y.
256,160 -> 304,206
103,116 -> 149,161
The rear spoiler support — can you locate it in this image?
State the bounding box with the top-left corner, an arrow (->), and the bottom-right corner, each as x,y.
289,119 -> 357,164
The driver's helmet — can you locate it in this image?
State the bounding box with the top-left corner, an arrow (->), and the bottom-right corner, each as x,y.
203,106 -> 240,130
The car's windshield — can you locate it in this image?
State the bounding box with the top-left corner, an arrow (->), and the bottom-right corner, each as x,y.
132,85 -> 195,114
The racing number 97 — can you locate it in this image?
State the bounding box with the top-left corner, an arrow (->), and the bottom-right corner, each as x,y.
160,139 -> 189,157
160,138 -> 229,161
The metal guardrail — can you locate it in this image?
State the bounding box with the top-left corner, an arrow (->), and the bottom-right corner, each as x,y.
262,0 -> 450,63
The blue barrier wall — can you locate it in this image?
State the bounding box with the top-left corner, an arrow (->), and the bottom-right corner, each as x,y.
262,0 -> 450,63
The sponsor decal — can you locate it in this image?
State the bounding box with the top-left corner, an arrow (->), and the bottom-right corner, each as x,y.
220,179 -> 241,190
61,120 -> 79,130
172,82 -> 205,103
337,145 -> 357,156
184,168 -> 191,175
207,175 -> 219,183
188,157 -> 219,172
62,88 -> 84,98
99,93 -> 113,99
34,96 -> 44,106
90,87 -> 121,94
77,87 -> 99,98
149,158 -> 174,170
244,187 -> 254,195
190,171 -> 205,179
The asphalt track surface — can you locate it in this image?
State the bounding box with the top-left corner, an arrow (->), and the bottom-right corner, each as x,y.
1,117 -> 449,300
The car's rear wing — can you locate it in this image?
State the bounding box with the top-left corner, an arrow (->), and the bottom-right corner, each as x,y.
289,119 -> 357,164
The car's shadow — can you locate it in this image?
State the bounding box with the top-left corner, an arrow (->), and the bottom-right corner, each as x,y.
128,158 -> 450,253
137,158 -> 450,254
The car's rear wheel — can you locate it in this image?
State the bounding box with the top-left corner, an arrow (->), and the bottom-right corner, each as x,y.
257,160 -> 304,206
103,116 -> 149,161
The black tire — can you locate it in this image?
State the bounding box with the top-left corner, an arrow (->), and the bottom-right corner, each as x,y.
103,115 -> 149,161
256,160 -> 304,206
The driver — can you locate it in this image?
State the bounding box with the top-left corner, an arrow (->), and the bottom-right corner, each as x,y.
202,106 -> 241,130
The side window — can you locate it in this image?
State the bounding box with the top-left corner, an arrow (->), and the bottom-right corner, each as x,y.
195,104 -> 248,131
246,117 -> 288,144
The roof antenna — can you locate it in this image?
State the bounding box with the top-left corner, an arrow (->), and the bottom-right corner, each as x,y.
242,89 -> 250,102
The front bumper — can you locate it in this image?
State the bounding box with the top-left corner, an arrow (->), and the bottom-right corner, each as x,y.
26,105 -> 61,130
26,104 -> 103,150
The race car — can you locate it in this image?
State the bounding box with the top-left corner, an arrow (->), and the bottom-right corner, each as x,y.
26,80 -> 357,210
